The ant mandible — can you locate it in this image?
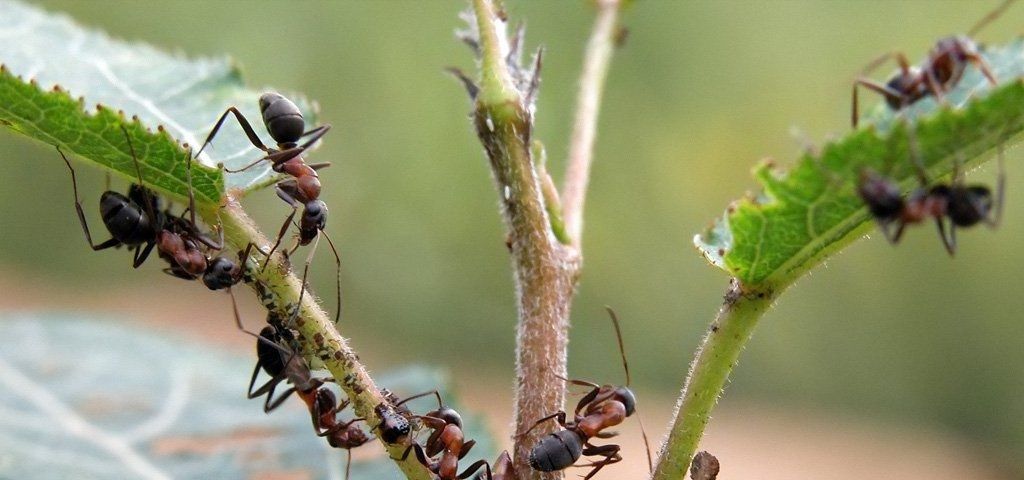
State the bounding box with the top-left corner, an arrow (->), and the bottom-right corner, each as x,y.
850,0 -> 1015,127
395,390 -> 491,480
857,144 -> 1004,256
524,307 -> 652,480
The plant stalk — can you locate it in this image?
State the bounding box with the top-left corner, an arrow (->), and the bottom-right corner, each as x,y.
651,280 -> 778,480
199,196 -> 433,480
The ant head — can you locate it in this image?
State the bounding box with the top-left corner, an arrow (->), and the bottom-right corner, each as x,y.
259,92 -> 305,145
614,385 -> 637,417
300,200 -> 328,243
430,406 -> 463,429
947,185 -> 993,227
374,405 -> 412,444
857,169 -> 904,220
202,257 -> 241,290
315,388 -> 338,415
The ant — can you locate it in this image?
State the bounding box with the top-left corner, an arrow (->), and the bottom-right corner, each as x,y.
857,146 -> 1004,256
850,0 -> 1014,128
196,92 -> 343,323
524,307 -> 652,480
240,316 -> 370,479
395,390 -> 490,480
58,127 -> 252,293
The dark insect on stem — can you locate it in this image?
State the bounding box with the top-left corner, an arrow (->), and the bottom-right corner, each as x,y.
690,451 -> 720,480
375,388 -> 413,446
850,0 -> 1014,128
522,307 -> 653,480
197,92 -> 342,325
395,390 -> 488,480
57,126 -> 250,294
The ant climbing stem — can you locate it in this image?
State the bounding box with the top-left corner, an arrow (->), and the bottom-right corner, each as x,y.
850,0 -> 1014,128
522,306 -> 653,479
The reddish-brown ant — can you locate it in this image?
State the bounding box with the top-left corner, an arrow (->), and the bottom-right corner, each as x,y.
395,390 -> 490,480
239,315 -> 370,479
857,145 -> 1004,256
59,127 -> 255,295
197,92 -> 342,323
524,307 -> 652,480
850,0 -> 1014,127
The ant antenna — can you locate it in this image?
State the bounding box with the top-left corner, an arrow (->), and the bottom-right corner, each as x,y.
968,0 -> 1016,37
120,125 -> 158,223
604,306 -> 652,472
319,228 -> 344,325
604,306 -> 630,386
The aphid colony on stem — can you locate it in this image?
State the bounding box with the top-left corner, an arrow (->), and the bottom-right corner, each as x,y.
852,0 -> 1013,255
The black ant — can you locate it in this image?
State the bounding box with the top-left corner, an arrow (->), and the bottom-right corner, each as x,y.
240,316 -> 370,479
851,0 -> 1014,127
196,92 -> 342,323
524,307 -> 652,480
59,127 -> 253,294
395,390 -> 490,480
857,145 -> 1004,256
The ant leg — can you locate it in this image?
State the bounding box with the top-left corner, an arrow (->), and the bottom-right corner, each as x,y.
934,217 -> 956,256
264,183 -> 302,269
573,385 -> 602,417
457,460 -> 491,479
394,390 -> 443,410
521,411 -> 567,437
298,124 -> 332,142
990,142 -> 1006,228
262,124 -> 334,167
965,51 -> 999,86
57,147 -> 121,251
320,229 -> 343,325
578,444 -> 622,480
851,78 -> 907,128
891,220 -> 908,244
265,385 -> 298,413
223,154 -> 274,174
196,107 -> 271,158
308,162 -> 332,171
132,241 -> 157,268
121,126 -> 159,226
285,237 -> 316,326
458,439 -> 477,460
162,267 -> 196,281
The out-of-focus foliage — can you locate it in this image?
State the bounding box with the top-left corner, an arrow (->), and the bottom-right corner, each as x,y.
1,0 -> 1021,473
0,0 -> 316,196
0,315 -> 492,480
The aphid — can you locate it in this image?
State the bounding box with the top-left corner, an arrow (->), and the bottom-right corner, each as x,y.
525,307 -> 652,480
374,389 -> 413,445
851,0 -> 1014,127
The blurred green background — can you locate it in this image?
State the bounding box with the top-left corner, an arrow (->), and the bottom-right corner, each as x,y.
1,0 -> 1022,475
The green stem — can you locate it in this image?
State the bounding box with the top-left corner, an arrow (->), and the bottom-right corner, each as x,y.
198,196 -> 433,480
652,280 -> 779,480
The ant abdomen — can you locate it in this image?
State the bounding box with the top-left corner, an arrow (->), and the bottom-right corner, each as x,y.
99,191 -> 155,244
948,185 -> 993,226
529,430 -> 583,472
259,92 -> 305,145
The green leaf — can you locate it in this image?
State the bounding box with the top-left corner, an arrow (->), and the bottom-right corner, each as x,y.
695,38 -> 1024,288
0,315 -> 494,480
0,0 -> 318,204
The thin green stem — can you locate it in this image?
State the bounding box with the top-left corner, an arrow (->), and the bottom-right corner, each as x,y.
652,280 -> 779,480
198,196 -> 433,480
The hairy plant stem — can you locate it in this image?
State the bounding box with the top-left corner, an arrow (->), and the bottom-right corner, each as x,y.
466,1 -> 624,477
652,280 -> 779,480
198,196 -> 433,480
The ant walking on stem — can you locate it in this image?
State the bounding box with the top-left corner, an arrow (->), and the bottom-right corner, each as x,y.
393,390 -> 491,480
524,307 -> 652,480
197,92 -> 342,323
851,0 -> 1015,128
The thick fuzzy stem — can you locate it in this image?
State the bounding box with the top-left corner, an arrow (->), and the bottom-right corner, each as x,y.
652,280 -> 778,480
199,197 -> 433,480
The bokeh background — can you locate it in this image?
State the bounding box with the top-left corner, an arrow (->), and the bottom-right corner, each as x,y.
1,1 -> 1022,478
